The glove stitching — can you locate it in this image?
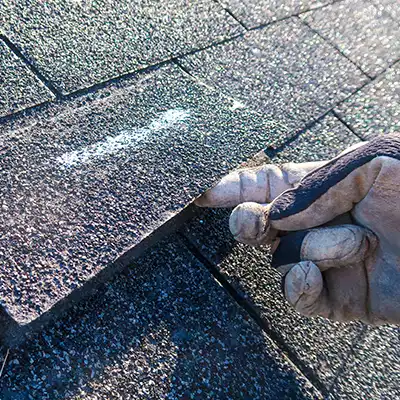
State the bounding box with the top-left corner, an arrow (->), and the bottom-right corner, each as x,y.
238,170 -> 244,204
291,262 -> 312,309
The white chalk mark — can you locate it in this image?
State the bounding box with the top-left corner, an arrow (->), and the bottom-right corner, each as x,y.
57,109 -> 190,168
229,100 -> 246,111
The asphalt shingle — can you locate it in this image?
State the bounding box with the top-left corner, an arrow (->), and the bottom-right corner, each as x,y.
335,62 -> 400,139
0,64 -> 288,339
269,112 -> 361,162
219,0 -> 333,29
179,18 -> 367,139
0,0 -> 398,397
0,0 -> 243,94
372,0 -> 400,21
330,326 -> 400,399
301,0 -> 400,77
0,39 -> 54,118
0,237 -> 319,400
181,114 -> 364,389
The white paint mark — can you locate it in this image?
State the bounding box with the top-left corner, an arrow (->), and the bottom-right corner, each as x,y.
250,48 -> 262,58
57,109 -> 190,168
229,100 -> 246,111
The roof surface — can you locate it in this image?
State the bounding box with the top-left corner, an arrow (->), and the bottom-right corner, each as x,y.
0,0 -> 399,398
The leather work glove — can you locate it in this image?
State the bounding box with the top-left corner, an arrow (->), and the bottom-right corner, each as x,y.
195,134 -> 400,325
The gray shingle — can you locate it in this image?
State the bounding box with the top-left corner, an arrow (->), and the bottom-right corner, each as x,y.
301,0 -> 400,77
0,238 -> 319,399
0,0 -> 243,94
372,0 -> 400,21
0,39 -> 54,117
0,64 -> 288,337
220,0 -> 333,28
330,326 -> 400,399
179,18 -> 367,139
269,112 -> 360,162
335,63 -> 400,139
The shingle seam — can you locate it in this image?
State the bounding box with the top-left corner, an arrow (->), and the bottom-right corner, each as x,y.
298,17 -> 372,79
178,231 -> 327,397
0,35 -> 61,98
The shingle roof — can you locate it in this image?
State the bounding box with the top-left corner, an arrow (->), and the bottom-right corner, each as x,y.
0,0 -> 399,398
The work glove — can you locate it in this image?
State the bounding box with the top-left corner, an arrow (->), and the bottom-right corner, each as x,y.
195,134 -> 400,325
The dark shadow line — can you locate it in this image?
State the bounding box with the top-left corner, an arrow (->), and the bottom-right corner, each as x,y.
225,9 -> 249,30
265,65 -> 385,156
172,59 -> 196,78
242,0 -> 347,33
299,18 -> 372,80
54,31 -> 246,101
331,110 -> 366,141
212,0 -> 249,30
327,325 -> 369,393
0,99 -> 55,126
264,109 -> 342,157
0,35 -> 61,98
179,232 -> 327,397
60,60 -> 174,100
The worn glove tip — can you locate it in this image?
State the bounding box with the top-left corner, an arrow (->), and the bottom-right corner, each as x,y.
229,202 -> 277,246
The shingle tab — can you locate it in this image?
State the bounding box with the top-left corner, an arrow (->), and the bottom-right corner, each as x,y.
0,39 -> 54,117
220,0 -> 332,28
335,63 -> 400,139
372,0 -> 400,22
302,0 -> 400,77
331,326 -> 400,399
179,18 -> 367,139
0,64 -> 287,335
0,0 -> 243,94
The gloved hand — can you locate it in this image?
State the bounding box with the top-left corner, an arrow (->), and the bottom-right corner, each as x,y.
195,134 -> 400,325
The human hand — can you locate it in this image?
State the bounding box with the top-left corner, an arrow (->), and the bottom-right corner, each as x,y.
196,135 -> 400,325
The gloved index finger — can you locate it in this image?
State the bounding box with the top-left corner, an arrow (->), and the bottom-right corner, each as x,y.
195,161 -> 326,208
194,165 -> 281,208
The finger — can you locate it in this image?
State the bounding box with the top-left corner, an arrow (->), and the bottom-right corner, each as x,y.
272,225 -> 378,272
195,142 -> 368,209
268,136 -> 392,231
195,166 -> 275,208
228,202 -> 278,246
283,261 -> 331,318
283,260 -> 369,322
195,161 -> 326,208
